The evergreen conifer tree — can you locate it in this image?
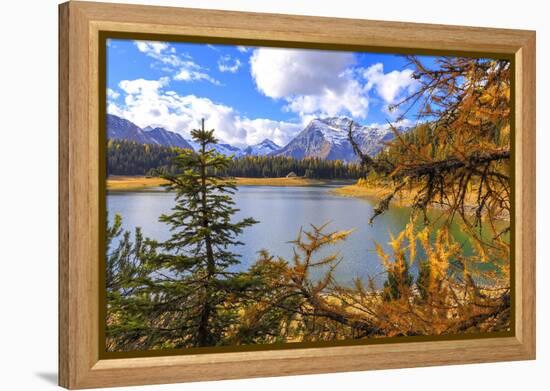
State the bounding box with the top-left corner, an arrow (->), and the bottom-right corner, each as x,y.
105,214 -> 157,351
152,119 -> 258,347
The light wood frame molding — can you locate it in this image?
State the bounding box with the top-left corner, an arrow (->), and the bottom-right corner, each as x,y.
59,1 -> 536,388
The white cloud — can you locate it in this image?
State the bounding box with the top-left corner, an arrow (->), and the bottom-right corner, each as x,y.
284,78 -> 369,119
135,41 -> 182,67
236,118 -> 301,147
108,77 -> 300,147
250,48 -> 354,98
249,48 -> 369,119
107,88 -> 120,100
107,102 -> 124,118
174,68 -> 221,85
366,118 -> 414,130
133,40 -> 221,85
237,46 -> 249,53
363,63 -> 418,104
119,77 -> 170,95
218,55 -> 242,73
135,41 -> 169,56
173,69 -> 192,81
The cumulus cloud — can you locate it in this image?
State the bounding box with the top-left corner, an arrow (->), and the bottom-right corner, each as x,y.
236,118 -> 302,147
249,48 -> 369,119
284,78 -> 369,119
218,55 -> 242,73
237,46 -> 249,53
134,40 -> 221,85
107,77 -> 300,147
250,48 -> 354,98
119,77 -> 170,95
107,88 -> 120,100
249,48 -> 420,122
363,63 -> 418,104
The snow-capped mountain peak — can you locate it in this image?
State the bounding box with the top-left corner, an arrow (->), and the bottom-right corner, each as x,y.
243,138 -> 281,156
186,139 -> 245,157
275,117 -> 400,162
307,117 -> 356,146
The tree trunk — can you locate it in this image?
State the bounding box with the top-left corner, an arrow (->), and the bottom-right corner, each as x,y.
197,118 -> 216,347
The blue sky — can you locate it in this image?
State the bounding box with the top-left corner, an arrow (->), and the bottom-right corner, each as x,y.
106,39 -> 436,147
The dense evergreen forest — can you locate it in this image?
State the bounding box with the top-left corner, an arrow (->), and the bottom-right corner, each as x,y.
107,139 -> 181,176
107,139 -> 366,179
219,155 -> 365,179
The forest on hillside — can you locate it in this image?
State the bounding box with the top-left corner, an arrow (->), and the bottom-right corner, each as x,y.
107,140 -> 181,176
107,139 -> 367,179
105,55 -> 511,352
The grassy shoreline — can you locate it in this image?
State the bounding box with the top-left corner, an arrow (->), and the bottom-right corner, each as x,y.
334,183 -> 510,221
332,183 -> 414,206
107,175 -> 351,191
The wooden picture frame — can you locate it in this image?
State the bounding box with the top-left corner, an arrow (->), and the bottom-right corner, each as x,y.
59,1 -> 536,389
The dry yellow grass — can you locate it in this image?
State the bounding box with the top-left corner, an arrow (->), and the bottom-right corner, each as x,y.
107,175 -> 336,191
107,176 -> 169,191
333,183 -> 510,220
332,183 -> 414,206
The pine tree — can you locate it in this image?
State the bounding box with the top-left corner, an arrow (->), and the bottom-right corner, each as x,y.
105,213 -> 157,352
153,119 -> 258,347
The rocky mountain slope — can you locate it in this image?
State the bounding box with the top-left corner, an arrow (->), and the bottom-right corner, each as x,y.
274,117 -> 396,161
107,114 -> 193,150
242,139 -> 281,156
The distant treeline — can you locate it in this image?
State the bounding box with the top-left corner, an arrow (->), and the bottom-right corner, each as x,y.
107,139 -> 366,179
219,155 -> 365,179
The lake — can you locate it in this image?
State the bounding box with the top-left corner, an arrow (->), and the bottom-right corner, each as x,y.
107,184 -> 493,288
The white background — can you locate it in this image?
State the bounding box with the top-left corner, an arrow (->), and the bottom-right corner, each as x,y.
0,0 -> 547,389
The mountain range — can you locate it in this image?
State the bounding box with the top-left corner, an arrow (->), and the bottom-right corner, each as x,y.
107,114 -> 194,150
275,117 -> 396,162
243,139 -> 281,156
106,114 -> 401,161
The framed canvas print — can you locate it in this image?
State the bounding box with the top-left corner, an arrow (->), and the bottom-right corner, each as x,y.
59,1 -> 536,389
